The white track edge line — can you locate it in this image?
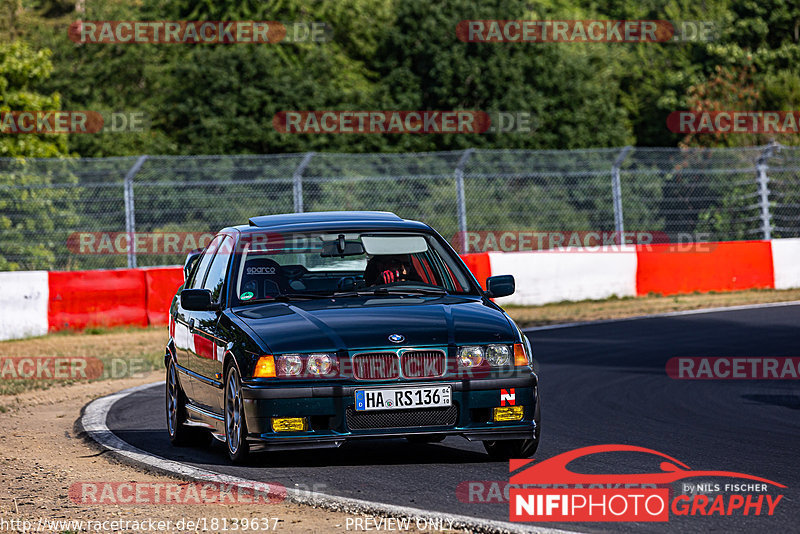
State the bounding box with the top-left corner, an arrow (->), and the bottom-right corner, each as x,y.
80,382 -> 581,534
523,300 -> 800,332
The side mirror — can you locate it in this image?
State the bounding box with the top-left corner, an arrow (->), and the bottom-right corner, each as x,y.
181,289 -> 216,311
485,275 -> 515,298
183,249 -> 203,281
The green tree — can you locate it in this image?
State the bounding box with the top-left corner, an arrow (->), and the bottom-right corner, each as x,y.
370,0 -> 633,151
0,39 -> 76,270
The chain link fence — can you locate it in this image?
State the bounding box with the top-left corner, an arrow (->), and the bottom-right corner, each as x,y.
0,143 -> 798,271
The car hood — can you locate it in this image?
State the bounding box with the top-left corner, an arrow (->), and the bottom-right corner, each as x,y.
232,296 -> 517,354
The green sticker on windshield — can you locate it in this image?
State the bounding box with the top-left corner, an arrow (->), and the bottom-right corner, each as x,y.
240,291 -> 254,301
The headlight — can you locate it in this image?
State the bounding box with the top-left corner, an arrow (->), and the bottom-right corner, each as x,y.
486,344 -> 511,366
458,346 -> 484,367
276,354 -> 303,376
307,353 -> 335,375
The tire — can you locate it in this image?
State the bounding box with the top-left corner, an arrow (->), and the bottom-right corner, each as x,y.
166,359 -> 191,446
406,435 -> 446,444
224,365 -> 250,464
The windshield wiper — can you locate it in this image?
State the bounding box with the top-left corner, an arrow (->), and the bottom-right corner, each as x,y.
333,286 -> 447,297
244,293 -> 331,304
381,286 -> 448,296
273,293 -> 333,301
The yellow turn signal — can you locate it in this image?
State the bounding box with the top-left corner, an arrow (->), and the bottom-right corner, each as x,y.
254,355 -> 276,378
513,343 -> 529,366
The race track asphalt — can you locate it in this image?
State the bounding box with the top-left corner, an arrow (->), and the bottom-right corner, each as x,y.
106,304 -> 800,533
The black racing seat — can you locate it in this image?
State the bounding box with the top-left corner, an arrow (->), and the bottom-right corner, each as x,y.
239,257 -> 288,299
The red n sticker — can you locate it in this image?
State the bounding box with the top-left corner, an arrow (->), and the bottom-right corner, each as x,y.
501,388 -> 516,406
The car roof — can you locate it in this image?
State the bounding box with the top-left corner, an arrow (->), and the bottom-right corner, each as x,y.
227,211 -> 433,234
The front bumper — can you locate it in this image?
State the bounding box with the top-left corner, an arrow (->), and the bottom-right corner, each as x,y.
240,374 -> 538,451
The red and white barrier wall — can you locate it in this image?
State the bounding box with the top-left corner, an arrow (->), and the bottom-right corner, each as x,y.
469,238 -> 800,307
0,267 -> 184,341
0,238 -> 798,340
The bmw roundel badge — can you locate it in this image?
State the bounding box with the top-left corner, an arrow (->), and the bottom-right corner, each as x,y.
388,333 -> 405,343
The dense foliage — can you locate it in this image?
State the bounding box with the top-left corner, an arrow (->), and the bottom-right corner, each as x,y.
0,0 -> 797,271
2,0 -> 797,156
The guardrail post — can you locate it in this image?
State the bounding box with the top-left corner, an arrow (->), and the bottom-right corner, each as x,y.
611,146 -> 632,237
123,155 -> 148,269
455,148 -> 475,253
756,142 -> 779,241
293,152 -> 315,213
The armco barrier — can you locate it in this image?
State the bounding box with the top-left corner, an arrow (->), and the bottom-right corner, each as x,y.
48,269 -> 149,331
635,241 -> 774,296
1,240 -> 799,341
144,267 -> 184,325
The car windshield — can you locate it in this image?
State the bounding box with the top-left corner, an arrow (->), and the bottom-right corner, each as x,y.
232,231 -> 476,304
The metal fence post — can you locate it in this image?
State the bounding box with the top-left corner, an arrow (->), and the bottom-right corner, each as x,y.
455,148 -> 474,253
123,155 -> 148,269
293,152 -> 315,213
611,146 -> 632,236
756,142 -> 779,241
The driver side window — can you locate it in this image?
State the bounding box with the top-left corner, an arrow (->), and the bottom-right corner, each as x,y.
187,235 -> 222,289
203,236 -> 231,303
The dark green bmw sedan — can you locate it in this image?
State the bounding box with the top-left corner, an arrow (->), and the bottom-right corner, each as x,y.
166,211 -> 540,463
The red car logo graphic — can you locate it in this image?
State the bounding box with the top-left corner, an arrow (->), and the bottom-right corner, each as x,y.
509,444 -> 785,487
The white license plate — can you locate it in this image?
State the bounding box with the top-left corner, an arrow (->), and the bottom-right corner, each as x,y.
354,385 -> 452,412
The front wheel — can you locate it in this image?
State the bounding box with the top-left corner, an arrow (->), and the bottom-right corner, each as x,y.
224,366 -> 250,464
166,360 -> 190,446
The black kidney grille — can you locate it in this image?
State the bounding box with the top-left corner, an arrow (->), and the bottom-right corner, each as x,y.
346,405 -> 458,430
401,350 -> 445,378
